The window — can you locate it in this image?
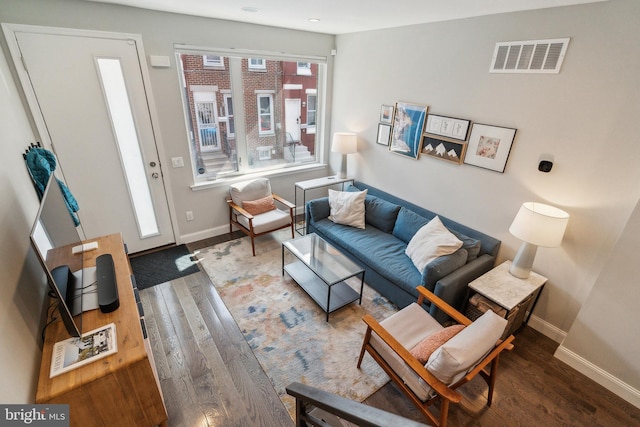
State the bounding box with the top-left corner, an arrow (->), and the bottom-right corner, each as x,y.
203,55 -> 224,67
223,93 -> 235,137
306,92 -> 317,133
248,58 -> 266,70
257,93 -> 274,135
177,50 -> 325,181
297,62 -> 311,75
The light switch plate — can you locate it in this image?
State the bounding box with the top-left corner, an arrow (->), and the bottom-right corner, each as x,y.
171,157 -> 184,168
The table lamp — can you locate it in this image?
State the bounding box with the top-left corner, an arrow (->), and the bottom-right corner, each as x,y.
331,132 -> 357,178
508,202 -> 569,279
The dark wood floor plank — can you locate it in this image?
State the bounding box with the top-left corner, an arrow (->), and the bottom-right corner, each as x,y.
187,271 -> 292,427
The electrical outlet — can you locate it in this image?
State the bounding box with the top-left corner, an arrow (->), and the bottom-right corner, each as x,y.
186,211 -> 194,221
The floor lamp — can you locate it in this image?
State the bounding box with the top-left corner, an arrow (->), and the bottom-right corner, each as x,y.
508,202 -> 569,279
331,132 -> 357,179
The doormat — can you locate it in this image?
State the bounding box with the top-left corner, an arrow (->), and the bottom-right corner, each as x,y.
130,245 -> 200,290
195,230 -> 397,419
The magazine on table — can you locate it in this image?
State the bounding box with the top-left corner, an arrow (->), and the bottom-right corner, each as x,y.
50,323 -> 117,378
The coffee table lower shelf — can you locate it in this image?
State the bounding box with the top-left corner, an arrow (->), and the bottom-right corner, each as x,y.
284,260 -> 362,321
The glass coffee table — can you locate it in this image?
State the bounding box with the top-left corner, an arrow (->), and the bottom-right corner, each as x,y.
282,233 -> 365,321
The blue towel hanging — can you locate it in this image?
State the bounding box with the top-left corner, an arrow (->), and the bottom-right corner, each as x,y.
25,147 -> 81,226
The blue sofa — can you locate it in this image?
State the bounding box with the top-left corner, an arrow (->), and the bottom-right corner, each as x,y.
305,181 -> 501,323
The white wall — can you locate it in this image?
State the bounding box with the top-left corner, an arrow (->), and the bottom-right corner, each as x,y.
0,46 -> 47,402
331,0 -> 640,402
556,200 -> 640,406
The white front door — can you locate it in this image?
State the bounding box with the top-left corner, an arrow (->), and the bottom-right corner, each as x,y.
285,98 -> 301,142
6,26 -> 175,253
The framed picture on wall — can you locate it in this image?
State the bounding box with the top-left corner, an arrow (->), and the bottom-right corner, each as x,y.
421,136 -> 467,165
425,114 -> 471,141
376,123 -> 392,146
380,105 -> 394,124
464,123 -> 517,172
389,101 -> 428,160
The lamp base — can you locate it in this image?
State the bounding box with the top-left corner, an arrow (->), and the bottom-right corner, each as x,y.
337,154 -> 348,179
510,242 -> 538,279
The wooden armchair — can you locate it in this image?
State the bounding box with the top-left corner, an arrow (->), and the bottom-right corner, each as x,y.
227,178 -> 295,256
357,286 -> 514,427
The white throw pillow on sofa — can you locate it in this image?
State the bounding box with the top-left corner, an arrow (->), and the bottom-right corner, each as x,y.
405,216 -> 463,272
328,189 -> 367,229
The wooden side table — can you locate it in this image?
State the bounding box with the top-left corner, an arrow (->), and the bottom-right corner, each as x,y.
466,260 -> 548,338
294,176 -> 354,234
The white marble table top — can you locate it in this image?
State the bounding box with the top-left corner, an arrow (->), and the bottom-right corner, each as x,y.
469,260 -> 548,310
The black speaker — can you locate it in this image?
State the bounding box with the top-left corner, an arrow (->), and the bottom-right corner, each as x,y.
97,254 -> 119,313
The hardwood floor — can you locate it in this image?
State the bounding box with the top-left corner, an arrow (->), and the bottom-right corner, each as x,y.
136,234 -> 640,426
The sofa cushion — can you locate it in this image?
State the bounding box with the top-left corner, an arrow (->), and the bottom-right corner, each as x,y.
406,216 -> 463,272
365,196 -> 401,233
451,230 -> 482,262
393,207 -> 481,263
392,208 -> 432,244
346,184 -> 402,233
425,310 -> 508,385
311,219 -> 422,296
327,189 -> 367,229
421,248 -> 468,292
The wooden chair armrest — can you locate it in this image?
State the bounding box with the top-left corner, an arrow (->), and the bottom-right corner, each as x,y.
226,198 -> 254,219
416,286 -> 472,326
272,193 -> 295,209
461,334 -> 515,383
362,314 -> 463,404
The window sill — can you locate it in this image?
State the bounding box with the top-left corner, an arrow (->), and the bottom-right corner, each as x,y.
190,162 -> 328,191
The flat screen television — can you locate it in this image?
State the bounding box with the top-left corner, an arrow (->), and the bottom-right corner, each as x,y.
30,175 -> 91,338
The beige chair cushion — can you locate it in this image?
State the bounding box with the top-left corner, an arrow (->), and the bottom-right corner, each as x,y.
425,310 -> 507,385
236,208 -> 291,234
370,303 -> 443,401
230,178 -> 272,206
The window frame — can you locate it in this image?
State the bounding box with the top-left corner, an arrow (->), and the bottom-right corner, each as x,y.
203,55 -> 224,67
248,58 -> 266,70
256,92 -> 275,136
177,46 -> 328,185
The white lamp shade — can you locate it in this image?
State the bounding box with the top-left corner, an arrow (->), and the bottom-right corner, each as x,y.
331,132 -> 357,154
509,202 -> 569,248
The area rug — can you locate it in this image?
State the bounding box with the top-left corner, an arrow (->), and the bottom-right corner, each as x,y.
195,230 -> 397,418
129,245 -> 200,289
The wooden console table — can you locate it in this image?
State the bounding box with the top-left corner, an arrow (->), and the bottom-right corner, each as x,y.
36,233 -> 167,427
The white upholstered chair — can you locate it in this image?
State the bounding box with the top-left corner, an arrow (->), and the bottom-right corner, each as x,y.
226,178 -> 295,256
358,286 -> 514,427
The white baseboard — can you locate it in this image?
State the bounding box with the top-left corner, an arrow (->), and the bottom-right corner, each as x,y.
179,225 -> 228,244
527,314 -> 567,343
554,345 -> 640,408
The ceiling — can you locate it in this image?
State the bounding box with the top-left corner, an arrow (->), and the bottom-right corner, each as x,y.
84,0 -> 606,35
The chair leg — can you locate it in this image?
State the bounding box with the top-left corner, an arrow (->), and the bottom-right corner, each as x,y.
487,356 -> 501,406
357,327 -> 372,368
250,236 -> 256,256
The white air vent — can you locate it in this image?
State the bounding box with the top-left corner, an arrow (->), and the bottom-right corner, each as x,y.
490,38 -> 570,74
